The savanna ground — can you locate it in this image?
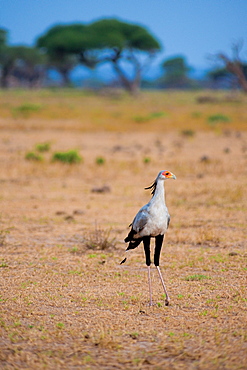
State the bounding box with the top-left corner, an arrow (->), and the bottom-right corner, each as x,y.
0,89 -> 246,369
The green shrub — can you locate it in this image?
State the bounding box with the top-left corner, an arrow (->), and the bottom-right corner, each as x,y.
36,142 -> 51,152
191,111 -> 202,118
133,111 -> 166,123
149,111 -> 166,119
13,103 -> 42,117
133,115 -> 150,123
181,129 -> 195,137
52,150 -> 82,164
25,152 -> 43,161
95,157 -> 105,165
143,157 -> 151,164
207,114 -> 231,125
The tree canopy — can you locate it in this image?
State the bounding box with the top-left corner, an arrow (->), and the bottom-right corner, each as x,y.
0,28 -> 7,46
0,29 -> 45,87
2,19 -> 246,92
86,18 -> 160,51
159,56 -> 193,88
36,19 -> 161,92
36,24 -> 88,86
37,24 -> 88,56
85,19 -> 161,93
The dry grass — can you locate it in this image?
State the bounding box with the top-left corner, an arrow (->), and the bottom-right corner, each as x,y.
0,88 -> 247,132
0,89 -> 246,369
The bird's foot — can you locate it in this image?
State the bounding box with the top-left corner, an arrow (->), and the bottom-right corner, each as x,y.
147,301 -> 169,307
164,295 -> 170,306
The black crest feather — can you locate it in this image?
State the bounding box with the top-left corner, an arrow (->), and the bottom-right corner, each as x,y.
144,180 -> 157,196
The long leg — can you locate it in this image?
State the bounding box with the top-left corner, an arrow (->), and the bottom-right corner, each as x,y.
154,235 -> 170,306
143,236 -> 153,306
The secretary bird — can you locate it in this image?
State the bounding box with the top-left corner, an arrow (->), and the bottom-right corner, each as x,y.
121,170 -> 176,306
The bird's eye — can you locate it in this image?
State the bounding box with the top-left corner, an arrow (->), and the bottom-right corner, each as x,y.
165,172 -> 169,176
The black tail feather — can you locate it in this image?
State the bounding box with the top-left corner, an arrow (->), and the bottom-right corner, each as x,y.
121,234 -> 143,264
126,238 -> 143,251
124,228 -> 137,243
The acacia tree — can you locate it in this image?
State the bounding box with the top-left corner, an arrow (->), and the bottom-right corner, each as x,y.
0,28 -> 9,87
83,19 -> 161,94
36,24 -> 89,86
159,56 -> 192,88
214,42 -> 247,93
37,19 -> 161,93
1,46 -> 45,88
0,29 -> 45,88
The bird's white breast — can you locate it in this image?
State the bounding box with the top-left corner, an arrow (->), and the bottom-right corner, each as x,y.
138,202 -> 169,238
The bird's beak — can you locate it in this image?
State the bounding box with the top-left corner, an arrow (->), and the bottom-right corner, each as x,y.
169,173 -> 176,180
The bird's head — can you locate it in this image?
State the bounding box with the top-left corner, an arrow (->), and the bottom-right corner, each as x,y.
145,170 -> 176,195
159,170 -> 176,180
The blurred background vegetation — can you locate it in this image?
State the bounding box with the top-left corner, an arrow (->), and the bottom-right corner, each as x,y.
0,18 -> 247,94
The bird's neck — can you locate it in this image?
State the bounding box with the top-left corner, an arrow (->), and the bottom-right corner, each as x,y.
150,180 -> 165,204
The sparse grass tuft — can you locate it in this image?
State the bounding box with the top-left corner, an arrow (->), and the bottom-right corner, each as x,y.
149,111 -> 166,119
56,322 -> 65,329
69,246 -> 79,254
52,150 -> 82,164
129,332 -> 139,339
185,274 -> 210,281
0,260 -> 8,268
83,226 -> 116,250
133,115 -> 150,123
191,111 -> 202,118
181,129 -> 195,137
0,229 -> 10,246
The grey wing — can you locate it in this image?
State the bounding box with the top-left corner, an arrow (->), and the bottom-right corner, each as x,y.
132,209 -> 149,233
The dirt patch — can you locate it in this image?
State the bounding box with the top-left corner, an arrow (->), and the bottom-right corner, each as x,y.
0,92 -> 246,369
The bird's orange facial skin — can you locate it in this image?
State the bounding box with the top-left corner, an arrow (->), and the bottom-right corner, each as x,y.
162,171 -> 173,178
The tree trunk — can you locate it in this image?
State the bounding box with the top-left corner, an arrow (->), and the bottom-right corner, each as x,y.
0,65 -> 10,88
59,68 -> 71,87
219,54 -> 247,93
226,61 -> 247,93
112,60 -> 140,95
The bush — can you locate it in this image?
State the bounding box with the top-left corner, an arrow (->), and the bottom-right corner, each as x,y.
36,142 -> 51,152
207,114 -> 231,125
12,103 -> 42,117
52,150 -> 82,164
143,157 -> 151,164
25,152 -> 43,161
95,157 -> 105,165
133,111 -> 166,123
181,129 -> 195,137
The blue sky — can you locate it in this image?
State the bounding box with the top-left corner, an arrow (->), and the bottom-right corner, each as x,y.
1,0 -> 246,72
